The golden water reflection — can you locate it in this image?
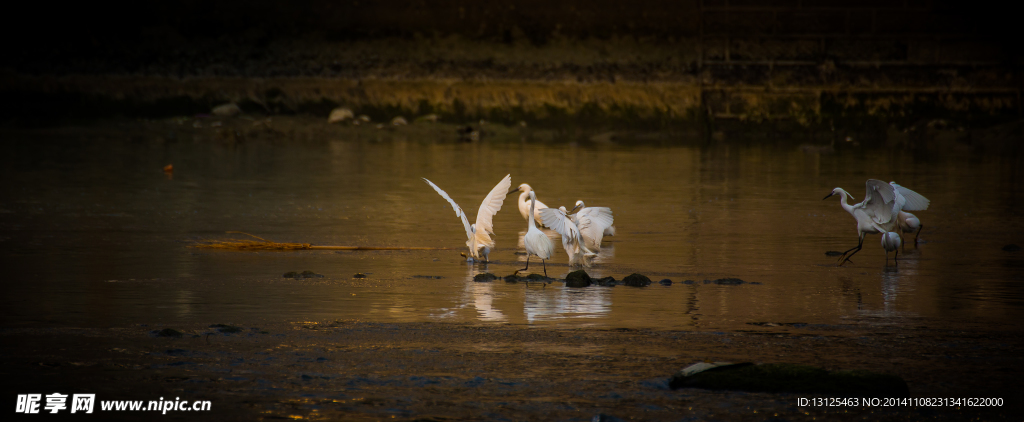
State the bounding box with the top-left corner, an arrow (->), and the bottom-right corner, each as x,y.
0,129 -> 1021,332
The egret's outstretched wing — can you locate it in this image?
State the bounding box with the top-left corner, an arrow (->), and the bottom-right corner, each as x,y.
863,179 -> 897,225
890,182 -> 930,211
422,178 -> 472,241
472,174 -> 512,246
540,207 -> 577,239
574,206 -> 613,249
541,207 -> 588,263
577,207 -> 613,233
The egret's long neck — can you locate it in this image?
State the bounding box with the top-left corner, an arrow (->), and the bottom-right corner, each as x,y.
528,197 -> 536,227
837,188 -> 854,213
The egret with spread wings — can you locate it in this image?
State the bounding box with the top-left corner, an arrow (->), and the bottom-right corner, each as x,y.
540,206 -> 595,267
569,200 -> 615,251
889,181 -> 930,247
422,174 -> 512,262
823,179 -> 900,266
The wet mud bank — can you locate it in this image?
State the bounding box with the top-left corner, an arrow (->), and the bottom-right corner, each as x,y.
2,321 -> 1020,421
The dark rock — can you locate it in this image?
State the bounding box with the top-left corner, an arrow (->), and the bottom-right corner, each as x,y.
824,251 -> 844,256
473,273 -> 498,282
503,275 -> 520,283
681,280 -> 696,284
1003,244 -> 1021,252
210,324 -> 242,333
705,278 -> 746,285
156,328 -> 183,338
353,273 -> 367,278
526,273 -> 547,281
669,362 -> 909,397
565,270 -> 592,287
284,270 -> 323,278
659,279 -> 672,286
591,414 -> 627,422
622,273 -> 652,287
593,276 -> 616,286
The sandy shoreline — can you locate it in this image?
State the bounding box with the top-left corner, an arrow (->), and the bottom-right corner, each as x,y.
2,320 -> 1020,421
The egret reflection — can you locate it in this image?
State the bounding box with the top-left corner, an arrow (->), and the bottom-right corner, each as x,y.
524,285 -> 611,323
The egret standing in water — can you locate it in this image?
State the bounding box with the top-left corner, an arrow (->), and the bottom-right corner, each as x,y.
570,200 -> 615,251
889,182 -> 930,247
509,183 -> 549,227
517,191 -> 554,276
540,206 -> 594,267
422,174 -> 512,262
881,231 -> 901,264
823,179 -> 900,266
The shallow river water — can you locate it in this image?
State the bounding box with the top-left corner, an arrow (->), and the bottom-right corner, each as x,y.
2,121 -> 1022,333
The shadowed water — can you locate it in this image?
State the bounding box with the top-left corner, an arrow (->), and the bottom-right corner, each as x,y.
1,123 -> 1022,333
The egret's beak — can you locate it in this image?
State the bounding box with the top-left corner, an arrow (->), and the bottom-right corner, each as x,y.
506,188 -> 519,196
569,203 -> 583,214
822,192 -> 835,200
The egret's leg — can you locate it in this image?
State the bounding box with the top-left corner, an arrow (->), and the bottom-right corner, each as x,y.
515,255 -> 531,276
838,236 -> 864,266
914,224 -> 923,245
541,259 -> 547,278
894,248 -> 899,264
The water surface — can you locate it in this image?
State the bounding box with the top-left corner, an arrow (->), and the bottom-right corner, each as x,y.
2,122 -> 1022,333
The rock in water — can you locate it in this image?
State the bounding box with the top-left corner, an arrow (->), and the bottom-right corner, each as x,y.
212,103 -> 241,117
565,270 -> 592,287
328,107 -> 354,123
391,116 -> 408,126
156,328 -> 184,338
669,362 -> 909,397
473,273 -> 498,282
622,273 -> 652,287
416,113 -> 439,123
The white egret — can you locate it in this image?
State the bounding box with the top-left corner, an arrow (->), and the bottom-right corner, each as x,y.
570,200 -> 615,251
509,183 -> 549,227
517,191 -> 555,276
422,174 -> 512,262
823,179 -> 900,266
540,206 -> 595,267
889,182 -> 930,246
881,231 -> 901,264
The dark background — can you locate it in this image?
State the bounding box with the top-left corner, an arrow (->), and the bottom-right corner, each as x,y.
2,0 -> 1021,129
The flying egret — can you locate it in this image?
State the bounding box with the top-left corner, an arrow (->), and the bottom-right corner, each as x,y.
509,184 -> 549,227
570,200 -> 615,251
540,206 -> 595,267
422,174 -> 512,262
881,231 -> 901,264
516,191 -> 555,277
889,182 -> 930,246
823,179 -> 900,266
